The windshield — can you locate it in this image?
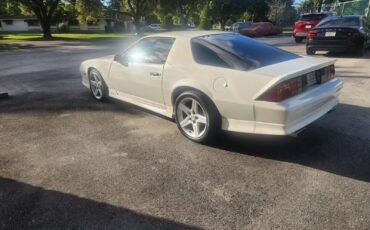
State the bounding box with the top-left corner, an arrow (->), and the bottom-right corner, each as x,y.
192,33 -> 300,70
317,17 -> 360,28
300,14 -> 328,21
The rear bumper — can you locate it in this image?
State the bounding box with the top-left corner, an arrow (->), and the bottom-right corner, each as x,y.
252,78 -> 343,135
221,79 -> 342,135
307,39 -> 360,52
293,32 -> 307,38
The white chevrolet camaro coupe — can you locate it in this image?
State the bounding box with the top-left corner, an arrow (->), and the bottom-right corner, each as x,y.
80,31 -> 343,143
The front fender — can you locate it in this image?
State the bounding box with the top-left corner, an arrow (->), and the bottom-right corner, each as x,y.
80,56 -> 114,88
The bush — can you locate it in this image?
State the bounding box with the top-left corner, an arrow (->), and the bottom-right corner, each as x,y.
161,15 -> 173,30
57,23 -> 69,33
198,5 -> 212,30
198,18 -> 212,30
113,22 -> 125,33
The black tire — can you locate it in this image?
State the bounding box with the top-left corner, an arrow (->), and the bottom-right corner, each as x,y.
88,68 -> 109,101
295,37 -> 304,43
174,91 -> 220,143
306,48 -> 316,55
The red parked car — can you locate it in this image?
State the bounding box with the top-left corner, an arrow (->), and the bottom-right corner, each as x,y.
293,12 -> 334,43
240,22 -> 283,37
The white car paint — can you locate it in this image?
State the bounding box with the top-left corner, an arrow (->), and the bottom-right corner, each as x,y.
80,31 -> 343,135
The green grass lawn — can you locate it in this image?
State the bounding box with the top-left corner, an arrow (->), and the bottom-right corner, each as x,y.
0,32 -> 135,41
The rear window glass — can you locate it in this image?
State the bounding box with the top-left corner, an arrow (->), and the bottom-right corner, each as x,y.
300,14 -> 328,21
317,17 -> 360,28
191,33 -> 300,70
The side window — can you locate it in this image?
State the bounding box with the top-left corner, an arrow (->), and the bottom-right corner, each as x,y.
191,40 -> 231,68
125,37 -> 175,64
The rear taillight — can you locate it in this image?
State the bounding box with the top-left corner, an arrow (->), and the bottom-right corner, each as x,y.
351,31 -> 360,38
259,77 -> 304,102
342,29 -> 360,38
307,30 -> 318,40
258,65 -> 336,102
321,64 -> 335,83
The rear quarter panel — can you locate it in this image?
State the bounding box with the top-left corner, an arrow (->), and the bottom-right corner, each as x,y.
163,62 -> 271,122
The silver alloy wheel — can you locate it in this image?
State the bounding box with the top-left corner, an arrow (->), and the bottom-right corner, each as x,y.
89,71 -> 103,100
176,97 -> 208,138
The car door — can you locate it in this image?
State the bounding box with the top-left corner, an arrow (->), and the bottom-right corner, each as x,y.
109,37 -> 175,108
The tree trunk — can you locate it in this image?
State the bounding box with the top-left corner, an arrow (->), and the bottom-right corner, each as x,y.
40,17 -> 52,39
220,20 -> 226,31
133,17 -> 141,34
183,16 -> 189,28
180,15 -> 186,27
317,0 -> 323,12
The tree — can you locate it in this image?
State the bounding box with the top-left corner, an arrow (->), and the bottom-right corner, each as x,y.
299,0 -> 313,13
176,0 -> 200,26
299,0 -> 337,13
268,0 -> 295,26
317,0 -> 323,12
106,0 -> 124,21
120,0 -> 157,32
75,0 -> 104,23
17,0 -> 61,39
244,0 -> 269,22
0,0 -> 22,16
201,0 -> 246,30
198,3 -> 212,29
155,0 -> 202,27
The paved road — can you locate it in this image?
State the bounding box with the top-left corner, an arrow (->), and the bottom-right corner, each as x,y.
0,36 -> 370,229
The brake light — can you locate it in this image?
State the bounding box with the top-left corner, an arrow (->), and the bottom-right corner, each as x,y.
352,31 -> 360,38
307,30 -> 318,40
342,29 -> 360,38
258,65 -> 336,102
321,64 -> 335,83
259,77 -> 303,102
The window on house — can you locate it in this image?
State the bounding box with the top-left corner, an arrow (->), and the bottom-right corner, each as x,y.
25,20 -> 39,26
87,21 -> 98,26
69,19 -> 79,26
3,20 -> 13,25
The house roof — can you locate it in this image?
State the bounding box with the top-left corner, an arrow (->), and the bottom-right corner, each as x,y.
0,15 -> 37,20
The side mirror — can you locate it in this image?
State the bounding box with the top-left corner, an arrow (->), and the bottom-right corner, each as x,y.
114,54 -> 128,66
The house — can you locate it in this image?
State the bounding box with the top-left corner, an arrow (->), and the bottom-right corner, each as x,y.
0,15 -> 114,32
0,16 -> 41,32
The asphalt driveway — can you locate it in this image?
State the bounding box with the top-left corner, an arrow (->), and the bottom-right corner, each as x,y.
0,36 -> 370,229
